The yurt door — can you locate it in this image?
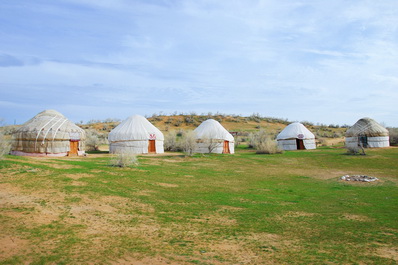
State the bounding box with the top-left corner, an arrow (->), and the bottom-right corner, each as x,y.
69,141 -> 79,156
223,141 -> 230,154
296,139 -> 305,150
148,140 -> 156,153
359,136 -> 368,148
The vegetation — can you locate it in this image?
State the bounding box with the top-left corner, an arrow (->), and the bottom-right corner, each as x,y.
0,147 -> 397,264
85,129 -> 107,151
109,152 -> 139,167
180,130 -> 196,156
249,129 -> 282,154
0,131 -> 10,159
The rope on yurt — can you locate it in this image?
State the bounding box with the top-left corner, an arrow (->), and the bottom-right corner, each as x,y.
354,123 -> 372,136
34,115 -> 58,150
51,118 -> 68,142
41,117 -> 67,145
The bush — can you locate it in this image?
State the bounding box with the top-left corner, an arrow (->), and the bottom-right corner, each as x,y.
0,132 -> 11,159
346,144 -> 365,155
249,130 -> 282,154
164,131 -> 179,151
86,129 -> 106,151
109,153 -> 139,167
181,130 -> 196,156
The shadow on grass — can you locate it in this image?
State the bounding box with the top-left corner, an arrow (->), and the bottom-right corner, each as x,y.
86,150 -> 109,154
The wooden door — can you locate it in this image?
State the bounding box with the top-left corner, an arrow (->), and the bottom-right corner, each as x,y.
223,141 -> 230,154
148,140 -> 156,153
296,139 -> 305,150
69,141 -> 79,156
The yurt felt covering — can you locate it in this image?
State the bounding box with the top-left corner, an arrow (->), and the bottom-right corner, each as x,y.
276,122 -> 316,150
108,115 -> 164,154
194,119 -> 235,154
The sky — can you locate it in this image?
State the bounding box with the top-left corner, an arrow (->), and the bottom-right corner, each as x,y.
1,0 -> 397,127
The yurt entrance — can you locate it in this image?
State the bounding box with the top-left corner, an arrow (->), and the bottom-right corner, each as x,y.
148,140 -> 156,153
296,139 -> 305,150
222,141 -> 230,154
69,140 -> 79,156
359,135 -> 368,148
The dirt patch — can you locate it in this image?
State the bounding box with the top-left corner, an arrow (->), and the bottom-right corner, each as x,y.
64,173 -> 95,180
111,255 -> 186,265
341,214 -> 374,222
0,236 -> 29,260
375,246 -> 398,262
8,157 -> 81,169
154,182 -> 179,188
217,206 -> 244,212
194,213 -> 237,226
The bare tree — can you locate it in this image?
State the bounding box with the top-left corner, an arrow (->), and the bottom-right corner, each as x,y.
0,119 -> 11,159
86,129 -> 106,151
164,130 -> 178,151
181,130 -> 196,156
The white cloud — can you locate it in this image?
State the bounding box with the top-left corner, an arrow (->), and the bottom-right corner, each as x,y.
0,0 -> 397,126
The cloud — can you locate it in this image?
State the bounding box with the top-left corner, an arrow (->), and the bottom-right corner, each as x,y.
0,0 -> 397,126
0,54 -> 25,67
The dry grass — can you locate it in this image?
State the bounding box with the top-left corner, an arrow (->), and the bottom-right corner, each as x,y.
1,147 -> 397,264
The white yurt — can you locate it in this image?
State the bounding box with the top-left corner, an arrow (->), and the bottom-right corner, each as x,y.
345,117 -> 389,148
108,115 -> 164,154
11,109 -> 86,157
194,119 -> 234,154
276,122 -> 316,150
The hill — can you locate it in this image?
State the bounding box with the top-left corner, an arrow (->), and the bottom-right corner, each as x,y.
81,114 -> 347,147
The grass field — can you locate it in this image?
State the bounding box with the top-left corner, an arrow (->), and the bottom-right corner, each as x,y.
1,146 -> 397,264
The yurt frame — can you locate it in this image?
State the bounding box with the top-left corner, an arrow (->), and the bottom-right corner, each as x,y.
11,110 -> 86,157
345,118 -> 389,148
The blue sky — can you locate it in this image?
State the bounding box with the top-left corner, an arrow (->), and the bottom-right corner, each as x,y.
1,0 -> 397,126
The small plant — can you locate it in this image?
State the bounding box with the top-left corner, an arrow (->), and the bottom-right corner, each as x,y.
346,144 -> 365,155
86,129 -> 106,151
249,130 -> 282,154
181,130 -> 196,156
0,131 -> 11,159
164,131 -> 179,151
109,153 -> 139,167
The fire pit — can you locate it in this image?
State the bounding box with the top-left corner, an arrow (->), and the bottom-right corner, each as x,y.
341,175 -> 379,182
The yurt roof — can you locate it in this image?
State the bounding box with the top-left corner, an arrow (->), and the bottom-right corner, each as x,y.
108,115 -> 164,142
276,122 -> 315,140
345,117 -> 389,137
14,109 -> 85,140
194,119 -> 234,141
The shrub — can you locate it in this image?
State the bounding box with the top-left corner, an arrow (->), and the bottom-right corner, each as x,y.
164,131 -> 179,151
346,144 -> 365,155
86,129 -> 105,151
249,130 -> 282,154
109,153 -> 139,167
0,132 -> 11,159
181,130 -> 196,156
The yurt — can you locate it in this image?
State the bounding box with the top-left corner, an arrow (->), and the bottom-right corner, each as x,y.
276,122 -> 316,150
194,119 -> 234,154
345,117 -> 389,148
108,115 -> 164,154
11,109 -> 86,157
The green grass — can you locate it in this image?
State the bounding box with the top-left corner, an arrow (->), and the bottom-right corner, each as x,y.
0,147 -> 397,264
